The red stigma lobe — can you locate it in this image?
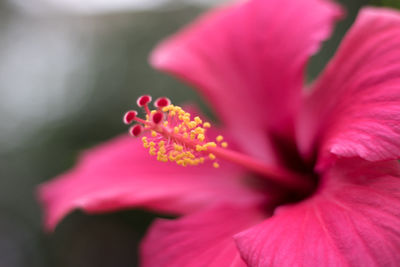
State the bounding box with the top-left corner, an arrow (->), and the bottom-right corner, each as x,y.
137,95 -> 152,107
123,110 -> 138,125
152,111 -> 164,124
154,97 -> 171,108
130,124 -> 143,137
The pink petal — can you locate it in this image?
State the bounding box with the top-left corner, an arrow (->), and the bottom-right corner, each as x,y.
235,158 -> 400,266
298,7 -> 400,167
151,0 -> 342,164
140,204 -> 266,267
38,135 -> 262,231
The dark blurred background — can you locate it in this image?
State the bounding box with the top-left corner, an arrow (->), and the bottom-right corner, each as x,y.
0,0 -> 398,266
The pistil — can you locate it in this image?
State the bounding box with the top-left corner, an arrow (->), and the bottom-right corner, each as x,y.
124,95 -> 313,192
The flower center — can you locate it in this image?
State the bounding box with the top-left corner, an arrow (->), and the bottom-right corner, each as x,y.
124,95 -> 314,193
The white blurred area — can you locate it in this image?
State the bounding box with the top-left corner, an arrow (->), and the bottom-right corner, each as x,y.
0,0 -> 225,152
9,0 -> 226,14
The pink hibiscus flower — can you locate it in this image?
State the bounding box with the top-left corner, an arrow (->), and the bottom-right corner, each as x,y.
38,0 -> 400,266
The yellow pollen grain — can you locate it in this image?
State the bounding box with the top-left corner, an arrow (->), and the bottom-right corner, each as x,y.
209,153 -> 216,160
174,144 -> 183,152
142,137 -> 149,148
221,142 -> 228,148
174,127 -> 180,134
216,135 -> 224,142
197,134 -> 205,142
188,121 -> 197,129
194,127 -> 205,135
213,162 -> 219,168
205,142 -> 216,147
151,131 -> 157,137
194,116 -> 202,124
203,122 -> 211,128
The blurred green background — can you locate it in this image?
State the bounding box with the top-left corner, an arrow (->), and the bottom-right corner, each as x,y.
0,0 -> 397,266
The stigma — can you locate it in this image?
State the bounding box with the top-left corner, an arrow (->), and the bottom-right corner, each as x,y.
123,95 -> 227,168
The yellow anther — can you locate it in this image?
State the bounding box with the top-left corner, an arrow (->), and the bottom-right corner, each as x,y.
151,131 -> 157,137
213,162 -> 220,168
170,111 -> 176,116
188,121 -> 197,129
183,132 -> 189,139
177,153 -> 185,161
190,132 -> 196,140
174,127 -> 180,134
196,145 -> 203,152
203,122 -> 211,128
174,144 -> 183,152
197,134 -> 205,142
209,153 -> 216,160
221,142 -> 228,148
216,135 -> 224,142
194,116 -> 202,124
149,142 -> 156,147
205,142 -> 217,147
142,137 -> 149,148
186,152 -> 195,159
163,121 -> 168,126
194,127 -> 205,134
